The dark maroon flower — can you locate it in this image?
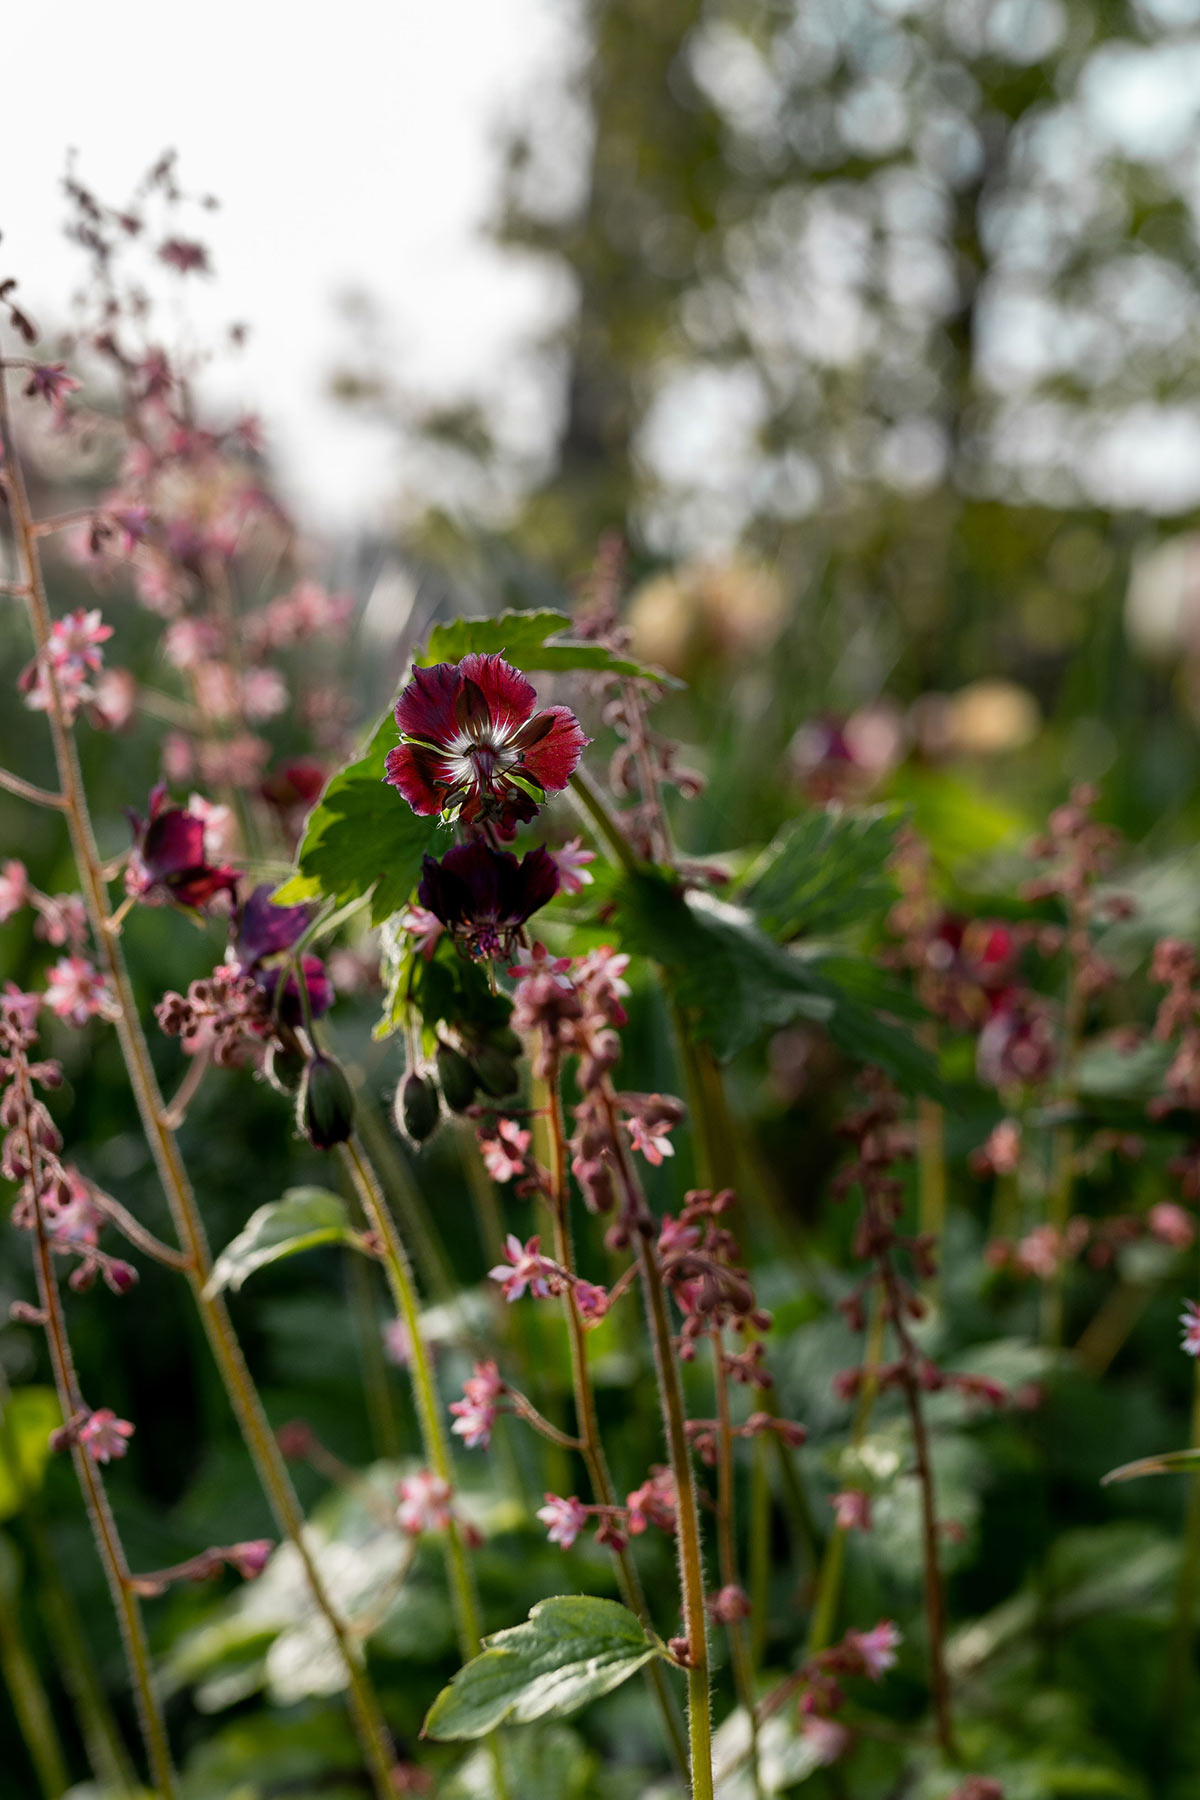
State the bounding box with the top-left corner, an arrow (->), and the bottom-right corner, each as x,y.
418,841 -> 559,960
385,655 -> 588,830
158,237 -> 210,275
261,757 -> 326,817
232,884 -> 332,1027
125,786 -> 240,911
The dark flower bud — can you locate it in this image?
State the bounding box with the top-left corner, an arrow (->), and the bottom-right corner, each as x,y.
396,1072 -> 440,1145
298,1053 -> 355,1150
436,1045 -> 477,1114
103,1259 -> 139,1295
472,1045 -> 520,1098
485,1025 -> 522,1059
264,1036 -> 308,1095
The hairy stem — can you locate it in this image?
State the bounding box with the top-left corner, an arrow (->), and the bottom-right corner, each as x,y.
710,1332 -> 764,1800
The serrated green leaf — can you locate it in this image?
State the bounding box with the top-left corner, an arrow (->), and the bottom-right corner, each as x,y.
612,870 -> 942,1093
419,607 -> 677,684
742,804 -> 903,939
0,1386 -> 62,1520
423,1595 -> 665,1740
204,1189 -> 363,1297
280,710 -> 445,926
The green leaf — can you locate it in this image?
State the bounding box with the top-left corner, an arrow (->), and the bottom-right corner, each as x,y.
419,608 -> 676,684
741,804 -> 903,939
613,870 -> 942,1093
0,1386 -> 62,1521
1101,1448 -> 1200,1486
423,1595 -> 666,1740
204,1189 -> 364,1297
277,710 -> 444,926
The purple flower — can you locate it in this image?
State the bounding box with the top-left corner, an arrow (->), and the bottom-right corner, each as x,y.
232,884 -> 332,1027
385,654 -> 588,830
126,785 -> 240,912
418,841 -> 559,961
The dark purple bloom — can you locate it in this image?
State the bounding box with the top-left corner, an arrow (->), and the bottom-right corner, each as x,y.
385,654 -> 589,832
232,883 -> 332,1028
125,786 -> 240,912
418,841 -> 559,961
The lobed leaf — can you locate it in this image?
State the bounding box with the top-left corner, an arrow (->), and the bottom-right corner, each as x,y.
423,1595 -> 666,1740
418,608 -> 676,684
204,1189 -> 364,1297
741,804 -> 903,939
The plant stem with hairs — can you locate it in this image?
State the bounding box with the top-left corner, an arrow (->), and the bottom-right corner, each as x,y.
710,1331 -> 764,1800
0,364 -> 400,1800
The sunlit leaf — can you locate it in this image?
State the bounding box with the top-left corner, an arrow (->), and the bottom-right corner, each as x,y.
204,1189 -> 365,1297
0,1386 -> 62,1521
741,804 -> 903,939
423,1595 -> 666,1740
419,608 -> 676,684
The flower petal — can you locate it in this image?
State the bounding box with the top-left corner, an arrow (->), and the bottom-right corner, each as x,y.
393,661 -> 463,746
235,883 -> 313,966
384,743 -> 459,815
520,707 -> 590,794
458,654 -> 537,737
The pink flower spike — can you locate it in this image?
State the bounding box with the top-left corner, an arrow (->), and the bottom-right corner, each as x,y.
851,1619 -> 901,1681
549,839 -> 596,896
536,1493 -> 589,1549
626,1115 -> 675,1166
832,1489 -> 872,1533
1181,1300 -> 1200,1358
397,1470 -> 453,1536
44,957 -> 117,1027
488,1233 -> 553,1302
78,1409 -> 134,1464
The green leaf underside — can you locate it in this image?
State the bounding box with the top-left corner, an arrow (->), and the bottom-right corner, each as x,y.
418,609 -> 678,685
1102,1448 -> 1200,1485
613,869 -> 942,1094
0,1386 -> 62,1521
204,1189 -> 361,1297
742,804 -> 903,939
423,1595 -> 664,1740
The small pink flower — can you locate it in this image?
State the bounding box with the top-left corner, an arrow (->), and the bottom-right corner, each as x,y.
450,1361 -> 504,1450
480,1119 -> 531,1184
508,940 -> 573,982
48,609 -> 113,677
850,1619 -> 901,1681
242,667 -> 289,721
78,1409 -> 134,1464
24,363 -> 82,410
1182,1300 -> 1200,1358
488,1233 -> 554,1302
573,1280 -> 610,1323
397,1470 -> 453,1536
33,893 -> 88,949
658,1215 -> 701,1256
398,905 -> 444,961
800,1717 -> 851,1766
186,794 -> 237,863
626,1467 -> 676,1536
709,1583 -> 751,1624
536,1493 -> 589,1549
0,860 -> 28,922
550,838 -> 596,896
832,1489 -> 872,1533
1149,1202 -> 1194,1252
227,1539 -> 273,1579
626,1115 -> 675,1165
383,1318 -> 413,1367
44,957 -> 116,1027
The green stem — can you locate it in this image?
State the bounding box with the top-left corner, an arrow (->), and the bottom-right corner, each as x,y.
807,1296 -> 887,1657
538,1067 -> 689,1775
710,1333 -> 764,1800
0,367 -> 400,1800
748,1434 -> 771,1669
347,1228 -> 402,1461
569,770 -> 639,874
355,1093 -> 458,1302
1162,1290 -> 1200,1752
917,1093 -> 946,1301
0,1584 -> 70,1800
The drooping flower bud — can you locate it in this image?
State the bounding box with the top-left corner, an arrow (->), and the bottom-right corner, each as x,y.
472,1045 -> 520,1098
396,1072 -> 440,1145
298,1053 -> 355,1150
436,1045 -> 478,1113
264,1036 -> 308,1094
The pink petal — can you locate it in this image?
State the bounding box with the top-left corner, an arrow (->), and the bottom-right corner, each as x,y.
384,743 -> 459,814
458,654 -> 537,737
521,706 -> 590,794
394,662 -> 465,746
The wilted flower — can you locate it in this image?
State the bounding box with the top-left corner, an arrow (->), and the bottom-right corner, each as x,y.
126,786 -> 240,911
418,841 -> 559,961
536,1493 -> 589,1549
231,884 -> 332,1026
385,654 -> 588,829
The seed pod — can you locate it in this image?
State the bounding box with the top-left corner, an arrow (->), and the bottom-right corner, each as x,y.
298,1053 -> 355,1150
471,1045 -> 520,1098
396,1072 -> 440,1144
485,1025 -> 522,1059
436,1045 -> 477,1113
264,1036 -> 307,1095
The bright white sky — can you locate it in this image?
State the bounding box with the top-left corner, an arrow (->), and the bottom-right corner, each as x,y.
3,0 -> 575,531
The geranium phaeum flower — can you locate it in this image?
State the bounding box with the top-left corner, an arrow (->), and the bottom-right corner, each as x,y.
126,785 -> 240,912
231,883 -> 332,1026
385,654 -> 589,829
418,840 -> 559,961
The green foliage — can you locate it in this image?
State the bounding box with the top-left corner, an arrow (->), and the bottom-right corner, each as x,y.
418,608 -> 674,683
740,804 -> 902,939
273,709 -> 442,926
423,1596 -> 666,1740
203,1190 -> 365,1297
0,1386 -> 61,1520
